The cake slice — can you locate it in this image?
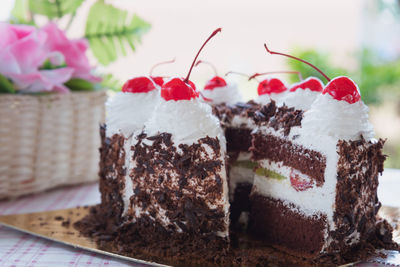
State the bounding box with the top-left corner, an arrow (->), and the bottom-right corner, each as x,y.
244,44 -> 387,257
213,75 -> 386,257
100,28 -> 231,252
248,77 -> 383,256
212,43 -> 390,257
124,82 -> 229,245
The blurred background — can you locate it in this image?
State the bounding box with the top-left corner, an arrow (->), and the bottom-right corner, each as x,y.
2,0 -> 400,168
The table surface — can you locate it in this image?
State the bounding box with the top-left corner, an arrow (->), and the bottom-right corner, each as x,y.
0,169 -> 399,267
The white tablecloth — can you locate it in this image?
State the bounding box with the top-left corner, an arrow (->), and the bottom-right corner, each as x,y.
0,169 -> 399,267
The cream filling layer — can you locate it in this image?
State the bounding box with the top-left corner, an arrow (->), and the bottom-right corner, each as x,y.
252,159 -> 333,218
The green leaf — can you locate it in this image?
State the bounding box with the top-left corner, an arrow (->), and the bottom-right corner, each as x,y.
10,0 -> 34,25
101,74 -> 123,92
0,74 -> 16,93
255,168 -> 286,180
65,78 -> 96,91
28,0 -> 84,19
40,59 -> 67,70
85,1 -> 151,65
286,48 -> 349,84
356,48 -> 400,104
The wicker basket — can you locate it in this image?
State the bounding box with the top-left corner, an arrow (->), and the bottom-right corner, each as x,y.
0,91 -> 106,198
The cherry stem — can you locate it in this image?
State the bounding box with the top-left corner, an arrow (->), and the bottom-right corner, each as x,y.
195,60 -> 218,76
199,91 -> 212,102
225,71 -> 250,78
225,71 -> 259,82
264,44 -> 331,82
184,28 -> 222,83
150,58 -> 175,76
249,71 -> 303,81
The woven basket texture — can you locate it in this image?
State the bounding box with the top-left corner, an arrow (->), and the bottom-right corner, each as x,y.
0,91 -> 106,198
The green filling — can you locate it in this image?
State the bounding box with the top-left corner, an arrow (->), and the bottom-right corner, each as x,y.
233,160 -> 258,169
255,167 -> 286,180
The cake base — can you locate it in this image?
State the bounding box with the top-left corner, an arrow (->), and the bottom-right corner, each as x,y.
249,194 -> 327,258
74,204 -> 399,267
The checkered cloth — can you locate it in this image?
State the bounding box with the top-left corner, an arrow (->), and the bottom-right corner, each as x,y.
0,183 -> 147,267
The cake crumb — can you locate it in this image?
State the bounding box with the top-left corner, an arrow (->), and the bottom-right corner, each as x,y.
54,216 -> 64,221
61,219 -> 71,227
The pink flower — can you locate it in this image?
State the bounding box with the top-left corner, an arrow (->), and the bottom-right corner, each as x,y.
0,23 -> 74,93
0,23 -> 101,93
42,23 -> 101,83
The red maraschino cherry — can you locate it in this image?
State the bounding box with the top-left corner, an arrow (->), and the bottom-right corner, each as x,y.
290,169 -> 313,192
257,78 -> 287,95
149,58 -> 176,87
225,71 -> 287,96
161,77 -> 199,100
195,60 -> 227,90
290,77 -> 324,92
205,76 -> 227,90
263,44 -> 361,104
161,28 -> 222,101
249,71 -> 302,96
152,77 -> 164,87
323,76 -> 360,104
122,76 -> 156,93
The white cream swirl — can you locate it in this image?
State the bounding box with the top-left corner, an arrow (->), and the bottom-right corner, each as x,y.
144,98 -> 224,145
201,83 -> 243,104
106,90 -> 161,137
255,92 -> 288,106
301,93 -> 375,141
280,89 -> 320,110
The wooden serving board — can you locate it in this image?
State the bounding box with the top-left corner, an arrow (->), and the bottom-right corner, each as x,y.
0,206 -> 399,267
0,207 -> 166,267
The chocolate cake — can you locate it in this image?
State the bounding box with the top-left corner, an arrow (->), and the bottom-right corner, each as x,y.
213,94 -> 385,257
77,33 -> 398,265
102,85 -> 229,252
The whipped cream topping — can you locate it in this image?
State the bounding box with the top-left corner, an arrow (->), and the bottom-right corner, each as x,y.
280,88 -> 321,110
105,90 -> 161,137
201,83 -> 243,104
145,98 -> 224,145
301,93 -> 375,141
255,92 -> 288,106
